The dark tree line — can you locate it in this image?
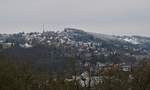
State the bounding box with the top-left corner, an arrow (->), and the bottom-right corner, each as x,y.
0,53 -> 150,90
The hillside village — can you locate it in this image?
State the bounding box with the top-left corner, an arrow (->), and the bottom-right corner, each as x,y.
0,28 -> 150,89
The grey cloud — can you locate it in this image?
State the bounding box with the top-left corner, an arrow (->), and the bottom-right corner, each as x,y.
0,0 -> 150,36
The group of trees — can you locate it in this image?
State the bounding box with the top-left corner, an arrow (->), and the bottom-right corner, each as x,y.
0,53 -> 150,90
0,54 -> 82,90
93,60 -> 150,90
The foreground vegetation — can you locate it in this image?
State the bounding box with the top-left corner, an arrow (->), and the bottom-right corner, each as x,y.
0,54 -> 150,90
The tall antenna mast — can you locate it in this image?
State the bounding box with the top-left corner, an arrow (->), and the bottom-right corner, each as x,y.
42,24 -> 45,32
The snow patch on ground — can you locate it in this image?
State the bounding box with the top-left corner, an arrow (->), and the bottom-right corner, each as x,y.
123,38 -> 140,45
20,43 -> 32,48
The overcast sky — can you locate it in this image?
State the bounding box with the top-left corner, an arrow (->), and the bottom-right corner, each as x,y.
0,0 -> 150,36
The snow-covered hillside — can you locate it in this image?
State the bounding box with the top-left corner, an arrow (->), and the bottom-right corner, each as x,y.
0,28 -> 150,61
